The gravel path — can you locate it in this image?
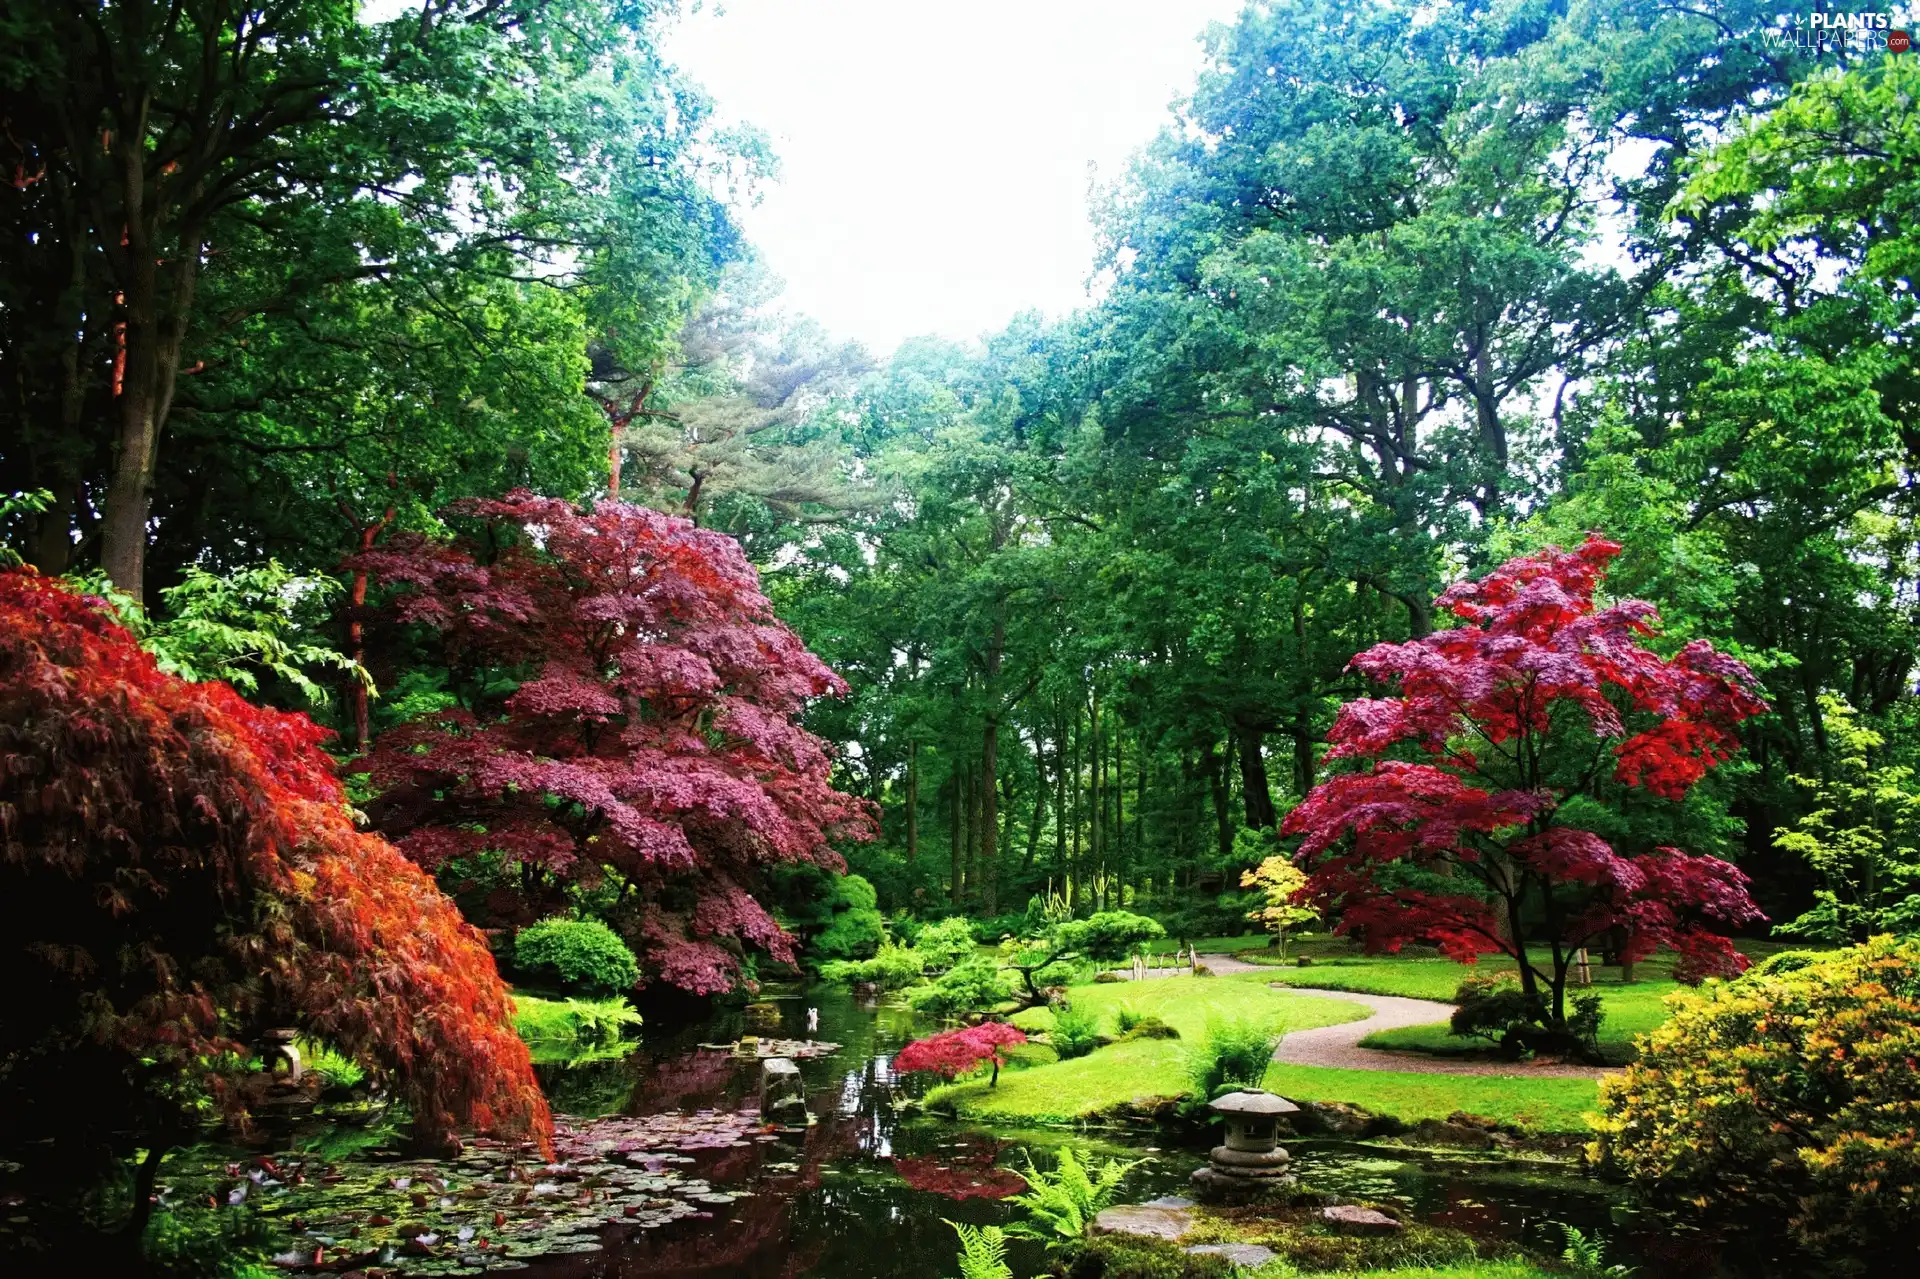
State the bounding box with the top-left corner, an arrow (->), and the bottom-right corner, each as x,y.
1266,985 -> 1618,1079
1115,953 -> 1616,1078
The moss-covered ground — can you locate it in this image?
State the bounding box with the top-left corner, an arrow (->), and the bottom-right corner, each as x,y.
1070,1215 -> 1560,1278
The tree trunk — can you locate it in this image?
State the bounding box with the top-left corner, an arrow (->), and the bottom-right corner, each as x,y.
1135,733 -> 1146,906
1069,706 -> 1083,911
27,225 -> 93,575
1291,714 -> 1316,798
1505,889 -> 1539,1004
100,361 -> 159,596
948,771 -> 962,903
1208,739 -> 1234,862
121,1141 -> 168,1247
100,182 -> 201,600
1109,720 -> 1122,909
341,500 -> 397,752
27,485 -> 78,575
905,744 -> 919,866
1237,724 -> 1277,829
980,720 -> 1000,915
998,768 -> 1015,906
965,760 -> 978,904
1025,734 -> 1046,873
1088,685 -> 1102,909
1053,704 -> 1069,881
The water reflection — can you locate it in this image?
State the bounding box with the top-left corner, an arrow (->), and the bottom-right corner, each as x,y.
522,987 -> 1642,1279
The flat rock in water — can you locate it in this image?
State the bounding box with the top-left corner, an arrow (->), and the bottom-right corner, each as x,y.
1143,1195 -> 1194,1209
1185,1243 -> 1279,1268
1320,1204 -> 1404,1235
1093,1204 -> 1194,1241
695,1038 -> 839,1058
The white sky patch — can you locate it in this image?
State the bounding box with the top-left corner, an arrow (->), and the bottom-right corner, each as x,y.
664,0 -> 1246,357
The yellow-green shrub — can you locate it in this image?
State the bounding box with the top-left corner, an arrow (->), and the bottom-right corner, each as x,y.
1589,937 -> 1920,1271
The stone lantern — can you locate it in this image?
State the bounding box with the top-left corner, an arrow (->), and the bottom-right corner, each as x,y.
1189,1089 -> 1299,1204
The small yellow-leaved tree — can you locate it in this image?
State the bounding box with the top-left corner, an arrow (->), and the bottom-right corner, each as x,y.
1242,855 -> 1317,961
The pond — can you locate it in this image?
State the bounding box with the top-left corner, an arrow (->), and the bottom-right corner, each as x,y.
507,986 -> 1643,1279
159,985 -> 1672,1278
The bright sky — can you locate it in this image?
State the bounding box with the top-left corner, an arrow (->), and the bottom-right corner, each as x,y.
662,0 -> 1246,357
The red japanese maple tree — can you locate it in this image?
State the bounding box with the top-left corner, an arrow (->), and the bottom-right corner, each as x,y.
892,1023 -> 1028,1086
357,492 -> 876,994
1283,536 -> 1768,1033
0,570 -> 548,1245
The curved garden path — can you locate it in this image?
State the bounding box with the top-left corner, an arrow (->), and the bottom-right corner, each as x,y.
1161,955 -> 1620,1079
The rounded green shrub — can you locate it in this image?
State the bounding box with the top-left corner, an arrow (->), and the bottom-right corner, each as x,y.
819,939 -> 925,990
810,874 -> 885,961
1115,1014 -> 1178,1042
906,955 -> 1012,1018
1590,937 -> 1920,1272
1050,1004 -> 1101,1060
514,917 -> 641,992
912,916 -> 980,971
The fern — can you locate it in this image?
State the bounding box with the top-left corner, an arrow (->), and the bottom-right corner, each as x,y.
946,1220 -> 1013,1279
296,1039 -> 367,1090
1005,1146 -> 1141,1243
68,559 -> 371,706
1560,1223 -> 1634,1277
0,489 -> 52,568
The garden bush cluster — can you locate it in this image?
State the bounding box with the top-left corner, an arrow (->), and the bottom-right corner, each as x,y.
1450,973 -> 1607,1062
1591,938 -> 1920,1272
514,918 -> 641,993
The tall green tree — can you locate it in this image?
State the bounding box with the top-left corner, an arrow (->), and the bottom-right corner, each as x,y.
0,0 -> 745,600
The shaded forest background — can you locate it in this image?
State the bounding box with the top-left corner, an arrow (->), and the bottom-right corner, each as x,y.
5,0 -> 1916,946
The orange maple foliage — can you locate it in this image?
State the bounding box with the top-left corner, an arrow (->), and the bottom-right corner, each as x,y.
0,569 -> 549,1160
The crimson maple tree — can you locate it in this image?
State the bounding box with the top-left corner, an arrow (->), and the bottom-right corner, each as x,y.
1283,536 -> 1768,1032
0,569 -> 548,1250
357,492 -> 876,994
892,1023 -> 1028,1086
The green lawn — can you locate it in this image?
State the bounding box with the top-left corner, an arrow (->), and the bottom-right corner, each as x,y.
923,941 -> 1806,1132
925,973 -> 1364,1122
1261,941 -> 1806,1064
925,969 -> 1604,1131
1262,1063 -> 1599,1132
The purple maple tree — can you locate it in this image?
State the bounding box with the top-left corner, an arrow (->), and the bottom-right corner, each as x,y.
358,491 -> 876,994
1283,536 -> 1769,1030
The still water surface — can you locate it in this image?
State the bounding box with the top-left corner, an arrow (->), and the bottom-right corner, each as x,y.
518,986 -> 1645,1279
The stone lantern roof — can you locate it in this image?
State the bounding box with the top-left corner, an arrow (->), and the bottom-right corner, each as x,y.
1209,1089 -> 1300,1117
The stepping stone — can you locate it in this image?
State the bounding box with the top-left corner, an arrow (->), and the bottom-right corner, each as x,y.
1093,1204 -> 1195,1241
1320,1204 -> 1404,1234
1185,1243 -> 1279,1269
